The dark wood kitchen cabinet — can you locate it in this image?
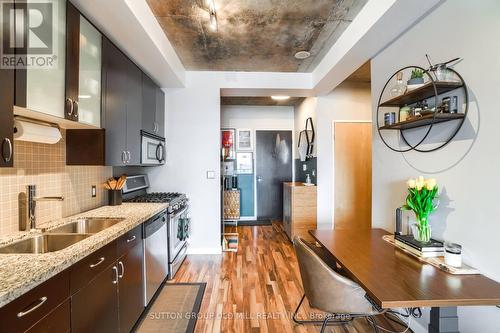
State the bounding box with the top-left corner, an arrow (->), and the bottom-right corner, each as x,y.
142,73 -> 165,138
102,37 -> 142,166
142,73 -> 157,135
117,242 -> 144,332
156,87 -> 165,138
71,226 -> 144,333
71,263 -> 120,333
0,270 -> 70,333
0,67 -> 14,167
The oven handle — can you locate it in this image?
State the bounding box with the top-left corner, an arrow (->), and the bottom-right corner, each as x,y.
170,206 -> 188,219
172,243 -> 188,266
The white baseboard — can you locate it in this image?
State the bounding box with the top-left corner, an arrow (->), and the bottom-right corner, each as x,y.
187,246 -> 222,255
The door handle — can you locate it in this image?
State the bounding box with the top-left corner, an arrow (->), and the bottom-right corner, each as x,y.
257,176 -> 263,182
72,100 -> 79,118
112,266 -> 118,284
65,98 -> 74,116
2,138 -> 12,162
118,261 -> 124,279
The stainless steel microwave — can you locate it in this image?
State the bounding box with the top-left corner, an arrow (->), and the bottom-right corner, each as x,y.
141,131 -> 165,165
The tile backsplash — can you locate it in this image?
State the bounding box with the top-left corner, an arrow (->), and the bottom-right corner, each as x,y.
0,131 -> 112,236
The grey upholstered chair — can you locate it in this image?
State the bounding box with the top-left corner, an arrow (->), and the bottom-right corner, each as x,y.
293,236 -> 385,332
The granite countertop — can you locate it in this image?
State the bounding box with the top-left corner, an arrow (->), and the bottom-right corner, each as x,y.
0,203 -> 167,308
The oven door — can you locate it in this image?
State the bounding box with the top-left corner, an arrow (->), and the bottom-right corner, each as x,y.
141,133 -> 165,165
168,207 -> 188,263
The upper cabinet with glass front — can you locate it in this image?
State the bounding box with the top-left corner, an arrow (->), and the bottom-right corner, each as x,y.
65,2 -> 102,127
14,0 -> 67,119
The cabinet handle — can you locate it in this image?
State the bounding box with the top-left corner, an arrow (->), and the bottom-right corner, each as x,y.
2,138 -> 12,162
89,257 -> 105,268
127,151 -> 131,163
65,98 -> 74,116
73,100 -> 79,118
126,235 -> 136,243
118,261 -> 124,279
112,266 -> 118,284
121,151 -> 126,164
17,297 -> 47,318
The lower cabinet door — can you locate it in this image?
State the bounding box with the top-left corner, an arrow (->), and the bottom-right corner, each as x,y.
71,264 -> 119,333
118,242 -> 145,332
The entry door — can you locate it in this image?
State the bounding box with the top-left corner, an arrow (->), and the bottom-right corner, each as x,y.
334,122 -> 372,229
256,131 -> 293,220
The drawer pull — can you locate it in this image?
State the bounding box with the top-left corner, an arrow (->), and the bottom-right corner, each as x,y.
89,257 -> 105,268
17,297 -> 47,318
126,235 -> 136,243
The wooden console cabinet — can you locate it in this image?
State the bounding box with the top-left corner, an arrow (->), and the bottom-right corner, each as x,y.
283,182 -> 317,242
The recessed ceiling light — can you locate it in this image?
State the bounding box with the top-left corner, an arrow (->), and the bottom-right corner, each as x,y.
271,95 -> 290,101
294,51 -> 311,60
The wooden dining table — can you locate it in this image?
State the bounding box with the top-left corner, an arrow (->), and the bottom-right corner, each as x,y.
309,228 -> 500,333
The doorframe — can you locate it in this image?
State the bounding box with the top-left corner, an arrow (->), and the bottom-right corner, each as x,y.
254,129 -> 295,220
331,120 -> 372,228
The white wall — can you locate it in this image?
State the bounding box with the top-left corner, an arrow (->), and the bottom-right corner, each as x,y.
371,1 -> 500,331
316,82 -> 372,229
147,76 -> 221,254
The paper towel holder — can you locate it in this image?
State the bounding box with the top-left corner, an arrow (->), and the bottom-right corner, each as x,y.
13,116 -> 60,131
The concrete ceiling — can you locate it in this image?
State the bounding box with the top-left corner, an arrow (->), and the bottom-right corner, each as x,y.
221,96 -> 304,106
146,0 -> 367,72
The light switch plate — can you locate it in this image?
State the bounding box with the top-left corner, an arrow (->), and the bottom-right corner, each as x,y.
302,164 -> 307,171
207,171 -> 216,179
91,185 -> 97,197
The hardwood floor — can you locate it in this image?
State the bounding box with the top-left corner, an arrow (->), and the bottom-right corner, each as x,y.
172,222 -> 403,333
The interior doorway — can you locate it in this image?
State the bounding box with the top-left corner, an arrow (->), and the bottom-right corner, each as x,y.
255,130 -> 293,220
333,122 -> 372,229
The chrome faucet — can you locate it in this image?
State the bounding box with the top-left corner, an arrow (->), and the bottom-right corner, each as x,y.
27,185 -> 64,231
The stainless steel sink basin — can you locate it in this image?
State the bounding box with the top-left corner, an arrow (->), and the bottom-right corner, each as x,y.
46,218 -> 125,234
0,234 -> 91,254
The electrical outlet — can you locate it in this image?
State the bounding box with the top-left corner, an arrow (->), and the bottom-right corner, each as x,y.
91,185 -> 97,198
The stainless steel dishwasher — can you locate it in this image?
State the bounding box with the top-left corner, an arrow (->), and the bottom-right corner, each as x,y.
143,210 -> 168,306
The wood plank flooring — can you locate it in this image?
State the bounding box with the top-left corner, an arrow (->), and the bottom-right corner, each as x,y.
171,222 -> 403,333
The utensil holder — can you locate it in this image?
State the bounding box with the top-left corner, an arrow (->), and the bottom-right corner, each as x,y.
108,190 -> 122,206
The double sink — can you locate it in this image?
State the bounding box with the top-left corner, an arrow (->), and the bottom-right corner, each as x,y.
0,218 -> 125,254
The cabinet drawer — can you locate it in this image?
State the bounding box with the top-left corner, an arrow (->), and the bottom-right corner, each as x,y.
26,299 -> 70,333
0,270 -> 69,333
70,241 -> 117,294
117,224 -> 142,257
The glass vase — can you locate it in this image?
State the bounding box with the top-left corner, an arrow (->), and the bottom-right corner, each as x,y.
411,217 -> 431,243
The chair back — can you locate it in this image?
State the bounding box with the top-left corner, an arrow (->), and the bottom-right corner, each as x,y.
293,236 -> 378,315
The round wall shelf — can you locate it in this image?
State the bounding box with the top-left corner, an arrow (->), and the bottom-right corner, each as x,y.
376,65 -> 468,153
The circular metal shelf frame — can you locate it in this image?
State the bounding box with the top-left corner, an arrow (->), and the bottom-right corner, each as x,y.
376,66 -> 469,153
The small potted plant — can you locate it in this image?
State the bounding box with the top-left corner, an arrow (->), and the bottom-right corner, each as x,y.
402,176 -> 439,243
407,68 -> 425,89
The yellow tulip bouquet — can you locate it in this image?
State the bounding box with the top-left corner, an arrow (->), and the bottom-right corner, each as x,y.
403,176 -> 438,243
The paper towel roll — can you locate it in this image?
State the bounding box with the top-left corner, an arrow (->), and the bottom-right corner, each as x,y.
14,120 -> 62,144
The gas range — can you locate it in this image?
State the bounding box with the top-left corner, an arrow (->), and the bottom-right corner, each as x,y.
126,192 -> 187,213
122,175 -> 187,213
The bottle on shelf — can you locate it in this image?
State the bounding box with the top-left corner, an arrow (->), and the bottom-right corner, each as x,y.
390,72 -> 407,97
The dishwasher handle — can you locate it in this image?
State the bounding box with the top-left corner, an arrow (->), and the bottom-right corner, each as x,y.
143,213 -> 167,238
